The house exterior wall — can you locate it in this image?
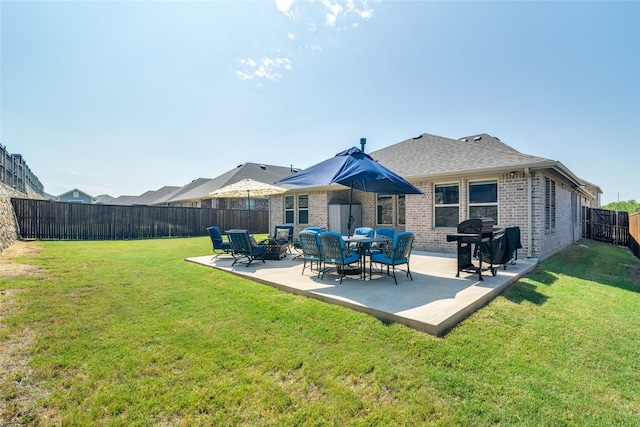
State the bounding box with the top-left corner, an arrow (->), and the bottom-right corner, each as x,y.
58,191 -> 93,204
271,169 -> 587,260
534,171 -> 584,260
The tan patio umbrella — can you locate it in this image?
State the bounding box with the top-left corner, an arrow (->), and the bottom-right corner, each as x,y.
208,179 -> 286,232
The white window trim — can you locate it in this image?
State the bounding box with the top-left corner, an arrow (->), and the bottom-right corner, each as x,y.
468,179 -> 499,222
433,182 -> 460,228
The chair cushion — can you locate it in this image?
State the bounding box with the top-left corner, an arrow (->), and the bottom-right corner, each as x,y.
249,235 -> 259,247
344,252 -> 360,264
275,228 -> 290,241
371,253 -> 407,265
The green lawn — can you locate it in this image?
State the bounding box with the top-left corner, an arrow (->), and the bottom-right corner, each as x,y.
1,237 -> 639,426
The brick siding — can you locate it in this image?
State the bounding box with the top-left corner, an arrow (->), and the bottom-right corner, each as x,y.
269,170 -> 585,259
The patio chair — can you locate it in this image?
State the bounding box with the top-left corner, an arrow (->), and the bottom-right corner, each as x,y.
369,227 -> 396,255
226,229 -> 266,267
298,230 -> 323,277
318,231 -> 360,284
292,226 -> 327,259
272,224 -> 294,246
370,231 -> 414,285
351,226 -> 374,254
206,226 -> 232,259
259,224 -> 293,260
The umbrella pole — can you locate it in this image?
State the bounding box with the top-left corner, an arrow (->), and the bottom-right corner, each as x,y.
247,190 -> 251,233
347,182 -> 354,236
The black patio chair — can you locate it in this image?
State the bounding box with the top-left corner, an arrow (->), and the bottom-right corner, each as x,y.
226,229 -> 266,267
206,226 -> 232,259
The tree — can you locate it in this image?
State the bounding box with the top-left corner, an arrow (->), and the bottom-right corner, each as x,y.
602,200 -> 640,213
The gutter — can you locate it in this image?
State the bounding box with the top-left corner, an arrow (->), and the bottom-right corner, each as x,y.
525,167 -> 533,258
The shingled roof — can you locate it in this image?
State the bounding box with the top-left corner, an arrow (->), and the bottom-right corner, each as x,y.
367,133 -> 556,180
155,162 -> 295,205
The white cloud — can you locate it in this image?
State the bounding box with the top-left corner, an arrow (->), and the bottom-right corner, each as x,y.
275,0 -> 295,17
276,0 -> 373,26
325,12 -> 337,26
236,56 -> 293,81
322,0 -> 344,26
287,32 -> 295,39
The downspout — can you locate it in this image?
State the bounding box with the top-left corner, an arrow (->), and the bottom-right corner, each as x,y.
525,167 -> 533,258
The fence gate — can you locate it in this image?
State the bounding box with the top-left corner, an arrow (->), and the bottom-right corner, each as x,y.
582,207 -> 629,246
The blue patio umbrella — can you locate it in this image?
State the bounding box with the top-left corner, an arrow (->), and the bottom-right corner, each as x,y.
278,147 -> 423,235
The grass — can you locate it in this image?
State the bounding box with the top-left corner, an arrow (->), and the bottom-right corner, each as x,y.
1,237 -> 639,426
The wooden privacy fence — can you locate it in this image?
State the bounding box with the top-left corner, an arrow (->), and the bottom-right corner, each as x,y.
630,212 -> 640,259
11,198 -> 269,240
582,207 -> 630,247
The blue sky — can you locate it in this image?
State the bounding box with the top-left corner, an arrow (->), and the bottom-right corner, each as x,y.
1,0 -> 638,205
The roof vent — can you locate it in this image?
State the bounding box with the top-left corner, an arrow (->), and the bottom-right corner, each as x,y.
412,134 -> 423,140
460,138 -> 468,142
495,136 -> 500,141
473,136 -> 482,141
259,164 -> 266,170
237,164 -> 243,168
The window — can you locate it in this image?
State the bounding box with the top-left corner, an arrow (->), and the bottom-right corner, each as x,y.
377,194 -> 393,225
434,183 -> 459,227
284,196 -> 294,223
298,195 -> 309,224
397,195 -> 406,225
469,180 -> 498,223
545,177 -> 556,230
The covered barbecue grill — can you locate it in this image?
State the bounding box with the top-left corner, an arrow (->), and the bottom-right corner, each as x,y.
447,218 -> 522,280
476,226 -> 522,272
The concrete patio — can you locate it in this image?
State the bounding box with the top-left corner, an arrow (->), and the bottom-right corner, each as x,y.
185,250 -> 537,336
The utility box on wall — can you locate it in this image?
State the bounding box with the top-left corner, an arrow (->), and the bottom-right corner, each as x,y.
328,203 -> 362,236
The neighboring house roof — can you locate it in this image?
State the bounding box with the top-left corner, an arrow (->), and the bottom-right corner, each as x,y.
133,186 -> 181,205
155,162 -> 296,205
104,186 -> 181,206
154,178 -> 214,205
107,195 -> 142,206
94,194 -> 115,204
56,188 -> 95,202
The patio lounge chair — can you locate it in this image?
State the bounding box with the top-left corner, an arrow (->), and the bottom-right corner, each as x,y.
370,231 -> 414,285
318,231 -> 360,284
299,230 -> 323,277
226,229 -> 266,267
206,226 -> 232,259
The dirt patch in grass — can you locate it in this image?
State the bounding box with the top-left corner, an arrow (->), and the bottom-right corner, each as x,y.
0,240 -> 45,279
1,241 -> 53,425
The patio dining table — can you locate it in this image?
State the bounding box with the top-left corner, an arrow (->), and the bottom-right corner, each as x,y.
343,235 -> 392,280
